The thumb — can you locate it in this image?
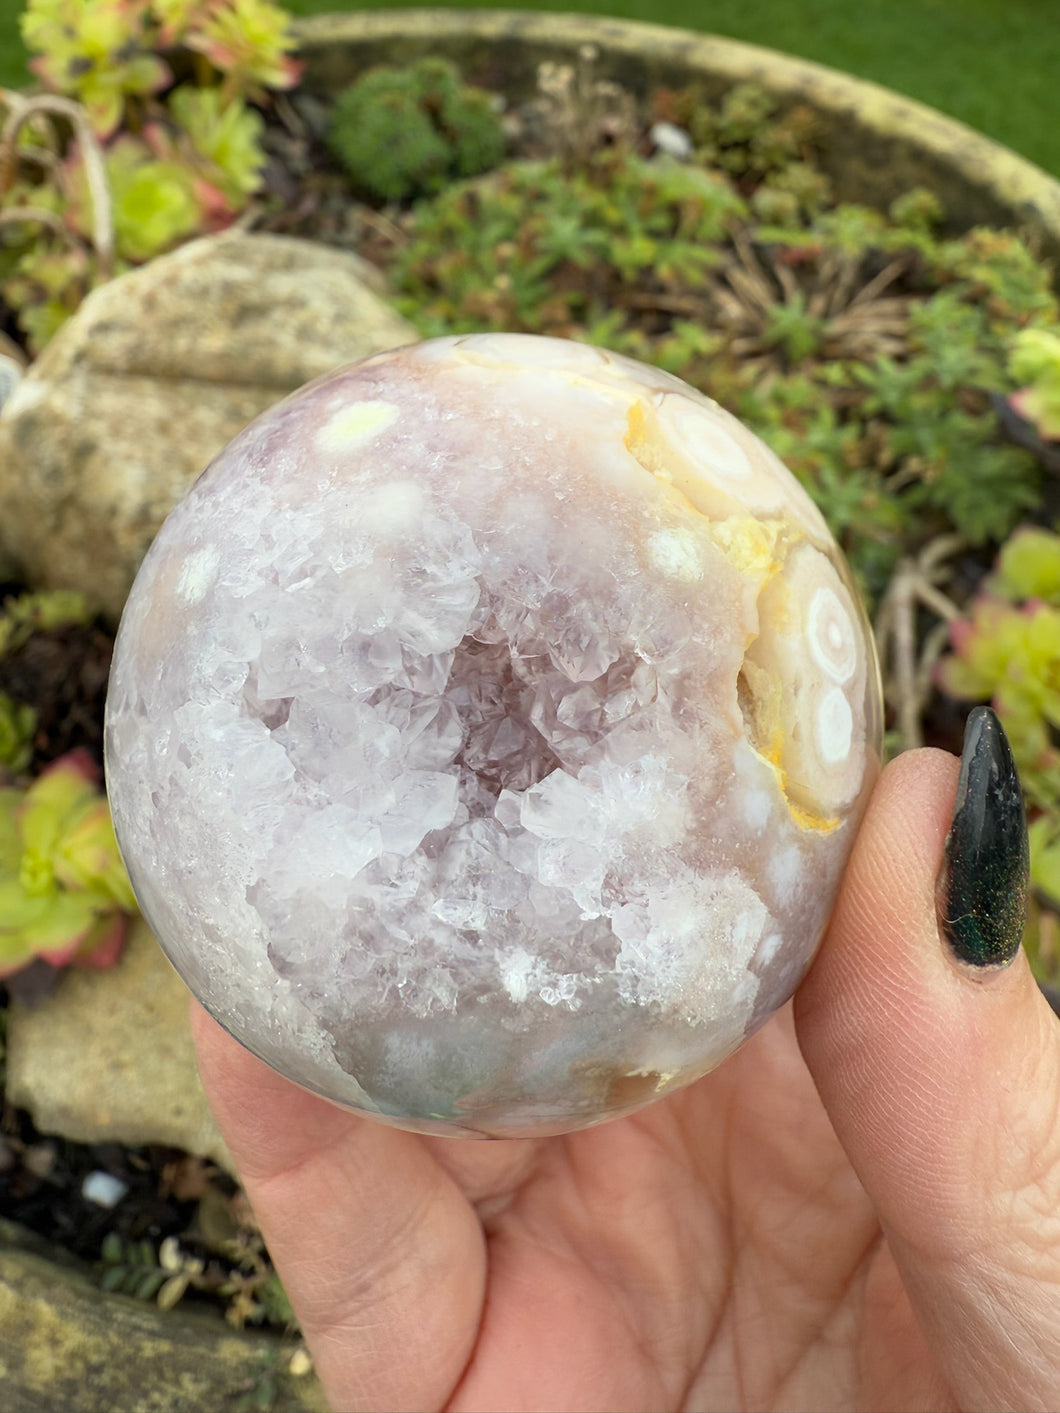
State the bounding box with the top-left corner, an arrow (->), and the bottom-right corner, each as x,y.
796,714 -> 1060,1411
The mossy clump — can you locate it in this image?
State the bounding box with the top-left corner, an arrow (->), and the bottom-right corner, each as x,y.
326,57 -> 506,203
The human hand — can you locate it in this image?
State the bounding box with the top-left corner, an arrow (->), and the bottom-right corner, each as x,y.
192,734 -> 1060,1412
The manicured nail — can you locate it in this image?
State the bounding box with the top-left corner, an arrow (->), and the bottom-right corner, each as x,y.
939,706 -> 1029,968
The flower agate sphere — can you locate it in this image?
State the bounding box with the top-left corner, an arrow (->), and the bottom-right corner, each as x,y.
105,334 -> 881,1138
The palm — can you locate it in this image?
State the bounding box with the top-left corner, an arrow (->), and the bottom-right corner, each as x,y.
416,1007 -> 945,1413
199,999 -> 950,1413
197,753 -> 1060,1413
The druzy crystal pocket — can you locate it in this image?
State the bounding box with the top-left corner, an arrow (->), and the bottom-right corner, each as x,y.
105,334 -> 882,1137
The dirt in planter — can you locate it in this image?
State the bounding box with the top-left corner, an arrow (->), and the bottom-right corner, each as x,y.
0,618 -> 113,773
0,1089 -> 294,1329
0,591 -> 294,1331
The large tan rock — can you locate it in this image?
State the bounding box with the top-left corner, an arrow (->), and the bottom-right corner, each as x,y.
0,1219 -> 327,1413
0,231 -> 417,621
5,918 -> 234,1175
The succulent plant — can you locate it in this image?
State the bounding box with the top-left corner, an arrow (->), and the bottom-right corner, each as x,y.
0,748 -> 137,977
6,0 -> 297,350
1009,328 -> 1060,442
178,0 -> 302,101
327,58 -> 506,203
165,84 -> 266,204
937,526 -> 1060,939
20,0 -> 172,138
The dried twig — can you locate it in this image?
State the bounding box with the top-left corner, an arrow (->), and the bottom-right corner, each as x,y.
875,534 -> 966,751
0,205 -> 66,238
0,91 -> 113,277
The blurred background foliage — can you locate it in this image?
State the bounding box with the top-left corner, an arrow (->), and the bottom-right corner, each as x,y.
2,1 -> 1052,172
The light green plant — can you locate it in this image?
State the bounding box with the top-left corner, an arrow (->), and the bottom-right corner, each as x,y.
0,694 -> 36,773
0,589 -> 93,658
937,526 -> 1060,941
20,0 -> 300,130
1009,328 -> 1060,440
70,134 -> 201,262
166,84 -> 265,203
0,747 -> 137,977
4,0 -> 297,350
21,0 -> 171,138
177,0 -> 302,102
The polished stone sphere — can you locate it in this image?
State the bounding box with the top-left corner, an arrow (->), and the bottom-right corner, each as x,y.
105,334 -> 882,1137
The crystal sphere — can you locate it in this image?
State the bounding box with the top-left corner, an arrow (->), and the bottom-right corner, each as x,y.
106,334 -> 882,1138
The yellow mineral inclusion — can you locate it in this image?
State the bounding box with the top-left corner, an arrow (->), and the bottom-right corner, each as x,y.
707,516 -> 784,591
625,400 -> 675,486
749,690 -> 841,835
785,790 -> 840,835
625,401 -> 782,586
315,399 -> 399,455
752,712 -> 841,835
623,400 -> 838,833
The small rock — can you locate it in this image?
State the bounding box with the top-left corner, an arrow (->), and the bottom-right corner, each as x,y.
0,1218 -> 327,1413
5,918 -> 235,1174
0,331 -> 26,413
80,1171 -> 129,1209
0,231 -> 419,622
650,120 -> 694,160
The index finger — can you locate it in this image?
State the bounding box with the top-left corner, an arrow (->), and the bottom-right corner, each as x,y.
191,1004 -> 486,1412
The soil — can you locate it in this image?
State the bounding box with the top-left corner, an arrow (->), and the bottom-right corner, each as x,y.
0,617 -> 112,775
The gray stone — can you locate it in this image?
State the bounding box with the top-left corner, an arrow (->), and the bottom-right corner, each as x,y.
0,1218 -> 328,1413
5,918 -> 234,1174
0,231 -> 418,622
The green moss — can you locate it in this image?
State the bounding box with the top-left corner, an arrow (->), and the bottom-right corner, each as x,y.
327,58 -> 506,202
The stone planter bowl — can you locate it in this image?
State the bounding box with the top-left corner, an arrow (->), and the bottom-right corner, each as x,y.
295,8 -> 1060,269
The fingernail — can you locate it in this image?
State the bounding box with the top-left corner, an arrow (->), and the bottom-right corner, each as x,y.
939,706 -> 1029,968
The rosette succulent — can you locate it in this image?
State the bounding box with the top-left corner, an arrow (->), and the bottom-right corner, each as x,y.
0,748 -> 137,977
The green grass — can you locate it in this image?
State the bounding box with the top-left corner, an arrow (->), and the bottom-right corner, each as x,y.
280,0 -> 1060,175
1,1 -> 1057,173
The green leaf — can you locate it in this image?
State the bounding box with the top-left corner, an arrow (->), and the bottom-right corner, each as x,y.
18,889 -> 101,955
995,527 -> 1060,604
1030,817 -> 1060,907
21,0 -> 171,136
167,85 -> 266,202
18,754 -> 99,860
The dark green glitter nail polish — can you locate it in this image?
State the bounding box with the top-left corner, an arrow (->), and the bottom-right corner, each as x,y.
940,706 -> 1029,968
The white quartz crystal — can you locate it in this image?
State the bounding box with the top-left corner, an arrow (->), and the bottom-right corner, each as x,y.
105,334 -> 882,1137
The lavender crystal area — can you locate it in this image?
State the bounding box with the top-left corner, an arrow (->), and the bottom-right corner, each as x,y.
105,335 -> 881,1136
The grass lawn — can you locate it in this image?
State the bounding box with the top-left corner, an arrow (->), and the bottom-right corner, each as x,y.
0,1 -> 1057,173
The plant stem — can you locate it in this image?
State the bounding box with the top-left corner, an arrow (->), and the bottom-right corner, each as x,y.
0,92 -> 114,277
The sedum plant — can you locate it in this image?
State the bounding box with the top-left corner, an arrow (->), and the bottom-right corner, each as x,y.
937,527 -> 1060,958
0,748 -> 137,977
19,0 -> 300,136
1,0 -> 300,351
938,526 -> 1060,805
21,0 -> 172,139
